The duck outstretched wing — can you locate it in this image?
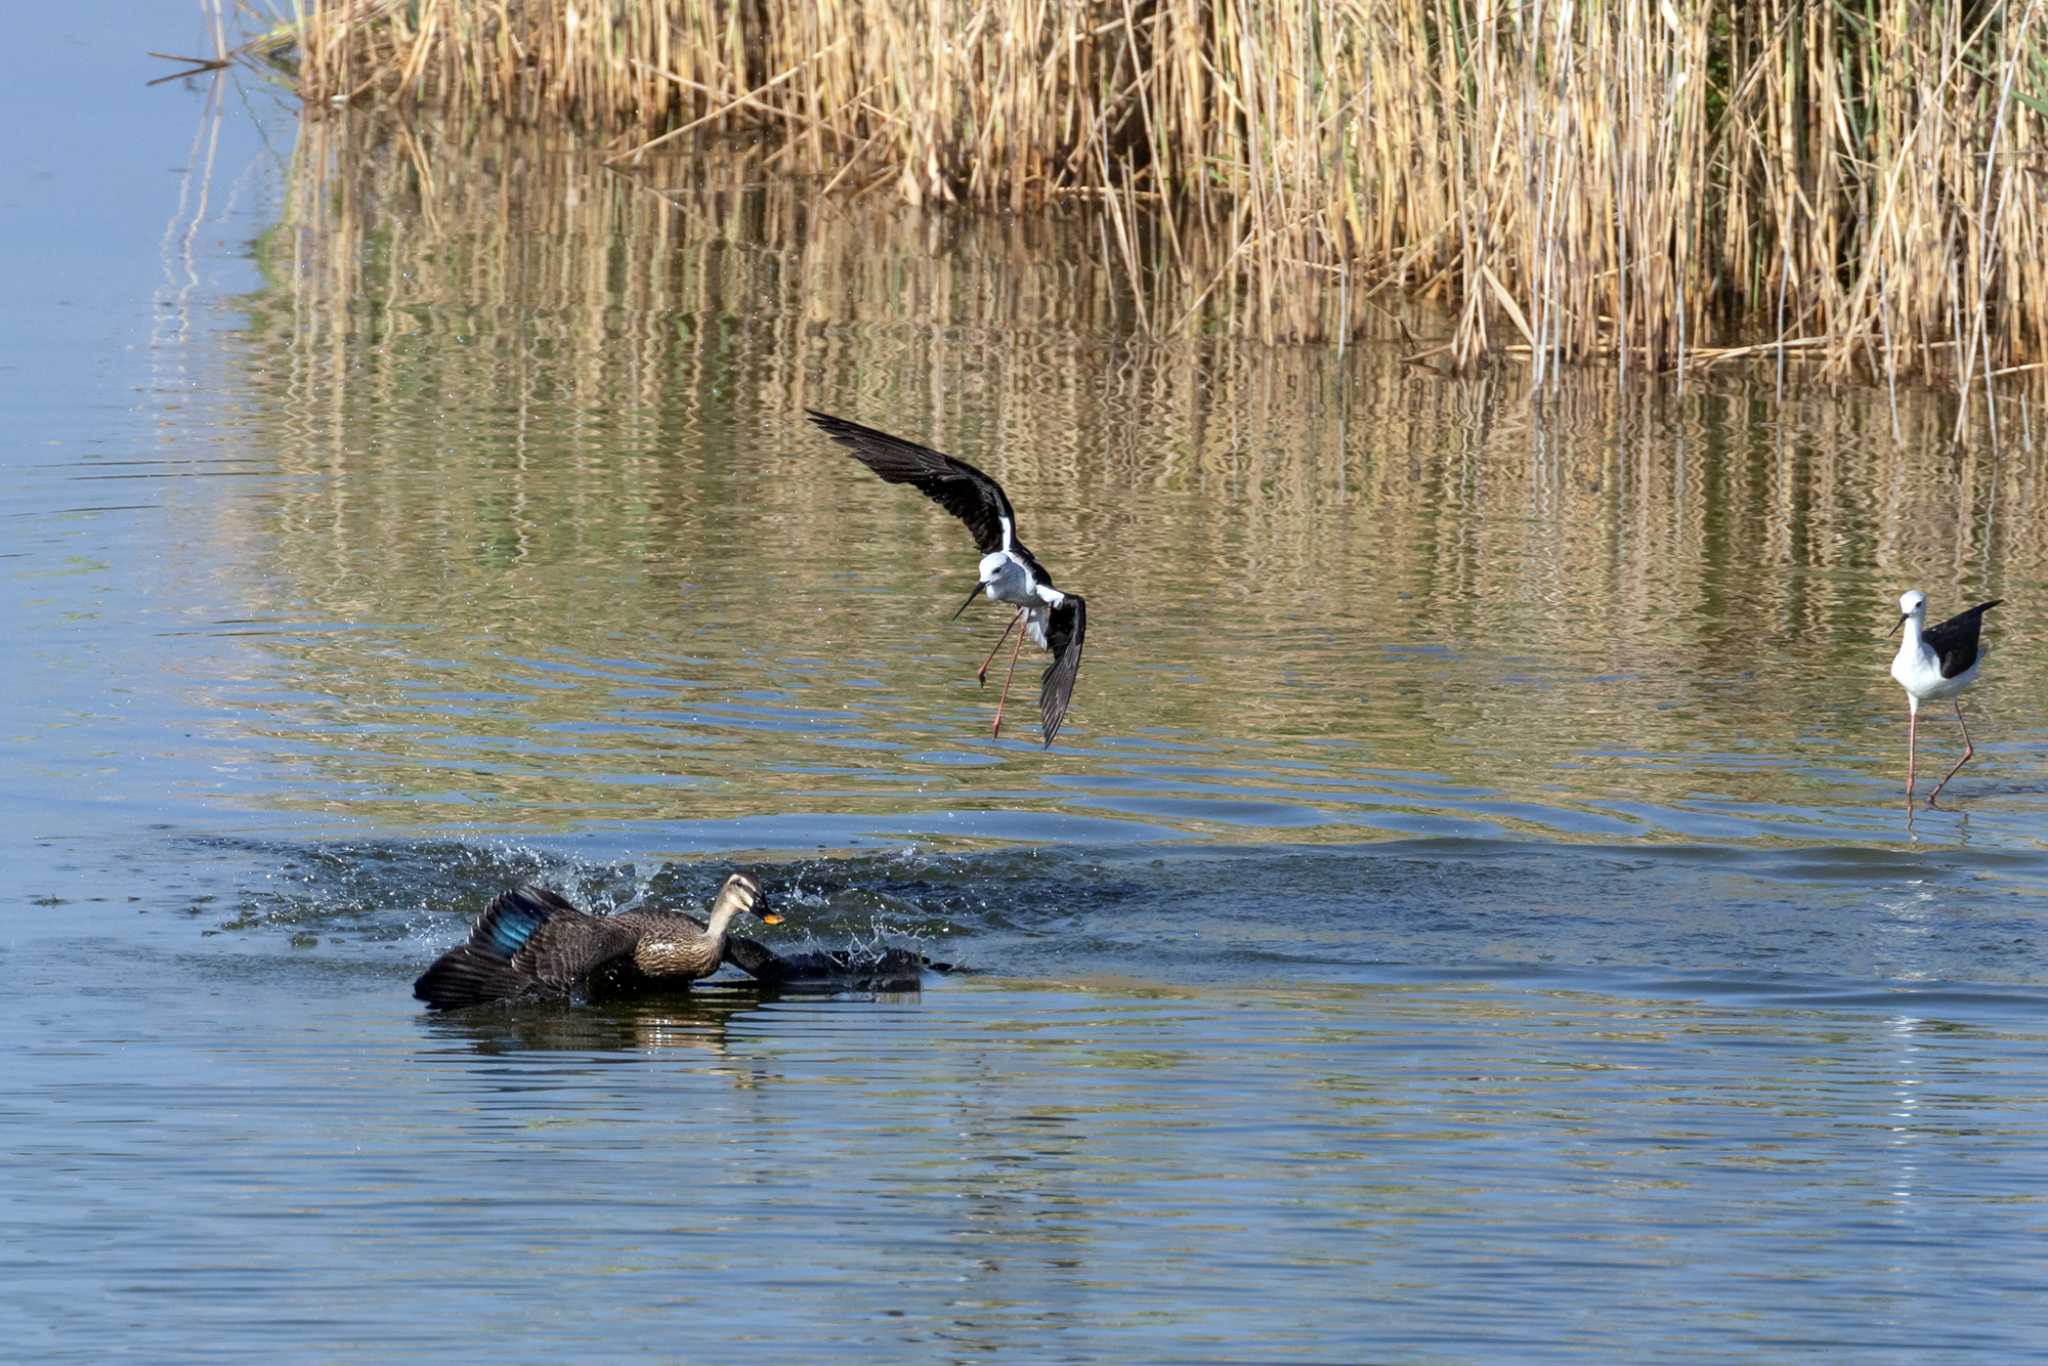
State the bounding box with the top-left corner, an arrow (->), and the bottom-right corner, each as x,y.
414,886 -> 637,1009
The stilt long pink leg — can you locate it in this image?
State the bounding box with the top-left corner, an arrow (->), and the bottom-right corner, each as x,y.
990,622 -> 1028,738
1926,701 -> 1976,807
1904,703 -> 1918,807
976,608 -> 1024,686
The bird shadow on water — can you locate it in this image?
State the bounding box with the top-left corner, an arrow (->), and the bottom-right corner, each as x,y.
415,982 -> 923,1058
1897,793 -> 2045,844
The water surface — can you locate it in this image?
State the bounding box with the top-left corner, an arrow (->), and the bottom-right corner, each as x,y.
6,21 -> 2048,1361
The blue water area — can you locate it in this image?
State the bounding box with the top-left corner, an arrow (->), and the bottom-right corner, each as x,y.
10,834 -> 2048,1360
6,4 -> 2048,1361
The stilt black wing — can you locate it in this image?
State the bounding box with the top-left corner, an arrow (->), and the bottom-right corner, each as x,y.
1926,599 -> 2001,679
807,410 -> 1017,555
1038,595 -> 1086,747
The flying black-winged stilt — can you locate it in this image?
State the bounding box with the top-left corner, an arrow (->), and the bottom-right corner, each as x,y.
1888,590 -> 2000,806
807,410 -> 1087,748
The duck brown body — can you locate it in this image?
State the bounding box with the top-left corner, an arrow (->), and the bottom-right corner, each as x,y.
414,874 -> 774,1010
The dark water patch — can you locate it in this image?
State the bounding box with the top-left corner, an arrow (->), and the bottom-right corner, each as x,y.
161,834 -> 2048,1012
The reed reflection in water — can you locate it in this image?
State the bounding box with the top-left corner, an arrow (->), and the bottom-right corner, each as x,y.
210,113 -> 2046,848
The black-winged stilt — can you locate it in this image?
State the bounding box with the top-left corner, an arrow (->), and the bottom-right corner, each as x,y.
1888,590 -> 2000,806
807,410 -> 1087,748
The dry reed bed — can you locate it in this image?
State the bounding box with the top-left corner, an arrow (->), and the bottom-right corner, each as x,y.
292,0 -> 2048,406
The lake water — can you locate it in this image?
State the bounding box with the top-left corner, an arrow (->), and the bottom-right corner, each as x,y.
8,12 -> 2048,1360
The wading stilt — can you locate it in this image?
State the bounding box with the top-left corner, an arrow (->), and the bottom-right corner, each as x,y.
1888,590 -> 2000,808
